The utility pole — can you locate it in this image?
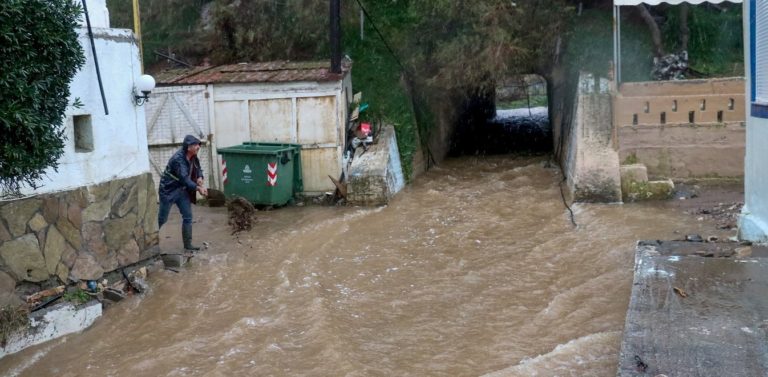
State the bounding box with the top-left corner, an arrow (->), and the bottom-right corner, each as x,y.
133,0 -> 144,73
330,0 -> 341,73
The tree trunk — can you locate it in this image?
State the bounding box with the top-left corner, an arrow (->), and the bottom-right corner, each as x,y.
637,4 -> 664,57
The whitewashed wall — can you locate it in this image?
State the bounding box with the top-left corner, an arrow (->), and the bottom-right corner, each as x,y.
17,27 -> 149,196
75,0 -> 110,28
739,2 -> 768,242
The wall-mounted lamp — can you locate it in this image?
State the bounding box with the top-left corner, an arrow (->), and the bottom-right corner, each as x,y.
132,74 -> 156,106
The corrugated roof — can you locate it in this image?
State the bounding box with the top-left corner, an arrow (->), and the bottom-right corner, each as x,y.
154,60 -> 350,85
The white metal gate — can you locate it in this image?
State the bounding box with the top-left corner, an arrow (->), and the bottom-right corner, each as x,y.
145,85 -> 212,192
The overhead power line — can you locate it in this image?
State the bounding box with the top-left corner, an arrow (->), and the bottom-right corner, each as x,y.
354,0 -> 407,73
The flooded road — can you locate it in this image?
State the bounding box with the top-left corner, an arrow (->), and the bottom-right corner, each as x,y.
0,155 -> 734,376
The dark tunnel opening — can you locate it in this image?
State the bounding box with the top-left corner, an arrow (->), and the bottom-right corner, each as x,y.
449,75 -> 552,156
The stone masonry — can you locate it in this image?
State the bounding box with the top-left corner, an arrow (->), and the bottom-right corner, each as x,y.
0,173 -> 159,306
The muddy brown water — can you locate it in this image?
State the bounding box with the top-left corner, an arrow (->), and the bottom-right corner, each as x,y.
0,156 -> 737,377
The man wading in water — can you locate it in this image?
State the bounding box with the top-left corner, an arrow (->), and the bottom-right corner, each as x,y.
158,135 -> 208,251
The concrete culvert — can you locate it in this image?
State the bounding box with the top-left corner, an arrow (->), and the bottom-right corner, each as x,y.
449,75 -> 552,156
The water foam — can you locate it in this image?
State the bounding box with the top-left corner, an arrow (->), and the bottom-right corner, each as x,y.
4,338 -> 65,377
481,331 -> 621,377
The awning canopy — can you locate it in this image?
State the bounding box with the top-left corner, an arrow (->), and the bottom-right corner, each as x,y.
614,0 -> 741,5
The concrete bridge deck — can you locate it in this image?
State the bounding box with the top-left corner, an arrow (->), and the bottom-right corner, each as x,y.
618,240 -> 768,376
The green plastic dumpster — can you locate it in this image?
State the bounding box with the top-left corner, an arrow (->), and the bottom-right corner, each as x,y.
217,142 -> 303,205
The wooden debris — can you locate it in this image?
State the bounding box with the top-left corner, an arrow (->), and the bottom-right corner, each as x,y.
328,175 -> 347,198
673,287 -> 688,298
102,287 -> 126,302
634,355 -> 648,372
25,285 -> 65,303
735,246 -> 753,258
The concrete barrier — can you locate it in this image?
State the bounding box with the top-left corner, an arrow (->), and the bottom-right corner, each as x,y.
1,301 -> 102,358
565,73 -> 622,202
347,125 -> 405,206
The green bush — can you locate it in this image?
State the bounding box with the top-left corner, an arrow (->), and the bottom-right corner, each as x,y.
662,4 -> 744,77
106,0 -> 208,66
0,0 -> 85,196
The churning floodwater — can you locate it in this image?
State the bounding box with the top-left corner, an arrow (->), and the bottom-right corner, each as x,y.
0,155 -> 730,376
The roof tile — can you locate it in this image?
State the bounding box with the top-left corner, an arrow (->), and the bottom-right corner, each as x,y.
154,60 -> 350,85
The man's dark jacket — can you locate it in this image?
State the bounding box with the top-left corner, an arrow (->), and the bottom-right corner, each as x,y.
158,135 -> 204,203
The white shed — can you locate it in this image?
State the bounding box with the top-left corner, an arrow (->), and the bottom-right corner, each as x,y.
147,61 -> 353,194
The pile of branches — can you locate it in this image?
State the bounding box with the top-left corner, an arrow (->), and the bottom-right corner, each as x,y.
651,51 -> 689,80
227,196 -> 257,234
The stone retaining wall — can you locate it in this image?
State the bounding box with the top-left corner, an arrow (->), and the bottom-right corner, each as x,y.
615,78 -> 745,179
0,173 -> 159,306
615,78 -> 744,126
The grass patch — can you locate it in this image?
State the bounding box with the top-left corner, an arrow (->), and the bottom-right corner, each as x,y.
63,289 -> 91,305
0,306 -> 28,347
623,153 -> 639,165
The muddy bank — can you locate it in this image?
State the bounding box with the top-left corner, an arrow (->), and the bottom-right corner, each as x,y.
653,181 -> 744,236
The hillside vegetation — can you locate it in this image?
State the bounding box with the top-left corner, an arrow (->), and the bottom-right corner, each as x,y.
107,1 -> 744,176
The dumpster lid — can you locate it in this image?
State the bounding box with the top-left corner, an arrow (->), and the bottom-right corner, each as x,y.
217,144 -> 297,155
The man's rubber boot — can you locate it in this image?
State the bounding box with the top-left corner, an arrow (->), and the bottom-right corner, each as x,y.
182,223 -> 201,251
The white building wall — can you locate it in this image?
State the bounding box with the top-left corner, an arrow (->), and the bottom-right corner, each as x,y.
17,27 -> 150,196
74,0 -> 110,28
739,1 -> 768,242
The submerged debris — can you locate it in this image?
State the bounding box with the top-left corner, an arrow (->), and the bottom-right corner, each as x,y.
634,355 -> 648,372
227,196 -> 257,234
102,287 -> 126,302
673,287 -> 688,298
685,234 -> 704,242
688,202 -> 743,230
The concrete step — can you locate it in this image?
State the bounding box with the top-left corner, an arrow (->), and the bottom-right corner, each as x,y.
618,241 -> 768,376
620,163 -> 674,201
